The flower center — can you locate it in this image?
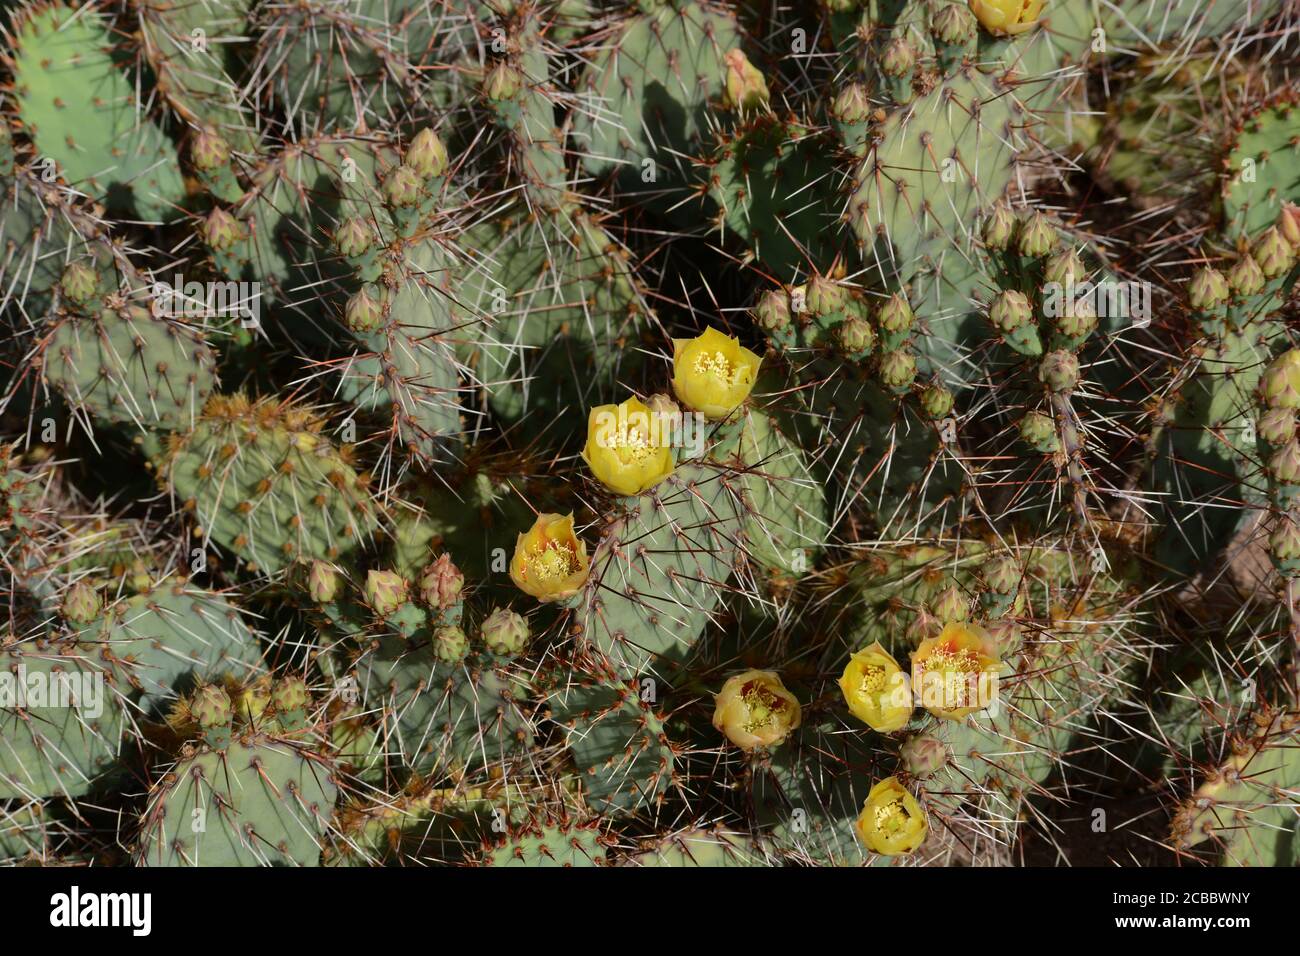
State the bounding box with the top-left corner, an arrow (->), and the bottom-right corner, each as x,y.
858,664 -> 886,696
692,349 -> 742,385
528,541 -> 578,582
874,798 -> 909,835
740,681 -> 786,732
610,423 -> 658,465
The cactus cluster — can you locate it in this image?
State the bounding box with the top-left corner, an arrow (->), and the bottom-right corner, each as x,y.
1,0 -> 1298,869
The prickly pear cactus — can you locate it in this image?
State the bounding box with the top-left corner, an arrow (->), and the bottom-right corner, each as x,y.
0,0 -> 1298,871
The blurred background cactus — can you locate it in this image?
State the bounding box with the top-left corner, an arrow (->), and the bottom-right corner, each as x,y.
0,0 -> 1298,868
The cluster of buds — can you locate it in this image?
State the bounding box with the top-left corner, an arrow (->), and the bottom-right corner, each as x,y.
1259,348 -> 1300,576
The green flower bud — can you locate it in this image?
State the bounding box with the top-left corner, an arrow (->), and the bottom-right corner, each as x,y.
1269,516 -> 1300,576
931,3 -> 976,45
1054,295 -> 1097,341
190,128 -> 230,172
837,316 -> 876,356
272,675 -> 309,714
832,83 -> 873,125
754,289 -> 791,332
1019,409 -> 1059,452
1258,407 -> 1297,445
982,202 -> 1016,251
988,289 -> 1032,332
345,284 -> 384,333
333,217 -> 372,258
1252,227 -> 1295,279
920,383 -> 954,419
365,569 -> 408,616
484,61 -> 524,101
307,560 -> 341,603
480,606 -> 530,657
1261,349 -> 1300,410
1187,266 -> 1229,311
1269,439 -> 1300,483
806,275 -> 848,316
878,349 -> 917,392
433,624 -> 470,663
1016,211 -> 1058,258
930,585 -> 969,622
1278,202 -> 1300,248
985,619 -> 1023,658
877,292 -> 915,334
1039,349 -> 1079,393
900,734 -> 948,779
59,261 -> 99,307
1226,254 -> 1265,298
61,580 -> 101,625
1043,249 -> 1086,286
383,164 -> 424,208
406,128 -> 449,180
981,555 -> 1020,594
203,207 -> 244,250
880,37 -> 916,78
191,684 -> 233,730
722,49 -> 770,110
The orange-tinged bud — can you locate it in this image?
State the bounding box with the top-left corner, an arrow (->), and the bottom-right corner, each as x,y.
722,49 -> 769,110
672,326 -> 762,420
509,513 -> 590,602
712,670 -> 801,751
838,642 -> 913,732
855,776 -> 928,855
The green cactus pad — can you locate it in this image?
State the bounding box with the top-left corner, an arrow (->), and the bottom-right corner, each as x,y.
161,394 -> 378,575
0,638 -> 126,800
136,734 -> 337,866
7,3 -> 186,220
43,304 -> 218,433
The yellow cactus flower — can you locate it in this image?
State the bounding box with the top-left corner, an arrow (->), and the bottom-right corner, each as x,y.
855,776 -> 928,856
712,670 -> 801,751
838,642 -> 913,733
509,513 -> 590,602
672,326 -> 762,420
910,621 -> 1002,720
969,0 -> 1044,36
581,396 -> 675,496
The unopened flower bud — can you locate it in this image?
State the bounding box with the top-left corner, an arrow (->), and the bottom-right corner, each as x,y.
480,607 -> 530,657
1039,349 -> 1079,393
419,553 -> 464,609
1187,266 -> 1229,311
365,569 -> 408,616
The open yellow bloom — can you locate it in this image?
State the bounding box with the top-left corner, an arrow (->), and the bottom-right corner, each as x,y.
910,621 -> 1002,720
969,0 -> 1044,36
712,670 -> 801,751
672,326 -> 761,421
509,513 -> 589,602
581,396 -> 675,496
838,642 -> 913,733
855,776 -> 928,856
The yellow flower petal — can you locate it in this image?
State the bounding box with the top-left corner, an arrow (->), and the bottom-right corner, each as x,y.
509,513 -> 590,602
910,621 -> 1002,720
712,669 -> 801,750
581,396 -> 675,496
855,776 -> 928,856
838,642 -> 913,733
969,0 -> 1045,36
671,326 -> 761,420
